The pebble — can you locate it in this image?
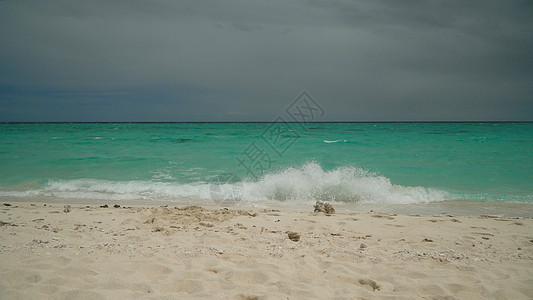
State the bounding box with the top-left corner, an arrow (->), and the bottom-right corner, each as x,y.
288,231 -> 300,242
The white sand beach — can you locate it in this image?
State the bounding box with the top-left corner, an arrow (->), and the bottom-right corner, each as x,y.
1,202 -> 532,299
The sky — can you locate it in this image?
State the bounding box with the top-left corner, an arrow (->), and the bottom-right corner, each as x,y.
1,0 -> 532,121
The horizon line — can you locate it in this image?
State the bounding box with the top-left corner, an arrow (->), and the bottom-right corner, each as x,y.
1,121 -> 532,124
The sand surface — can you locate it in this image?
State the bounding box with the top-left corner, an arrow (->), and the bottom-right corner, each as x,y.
1,202 -> 532,299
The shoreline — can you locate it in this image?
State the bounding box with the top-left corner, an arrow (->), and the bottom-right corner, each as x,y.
1,201 -> 532,299
2,196 -> 533,218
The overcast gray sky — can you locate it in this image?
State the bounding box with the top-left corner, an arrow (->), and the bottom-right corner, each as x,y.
1,0 -> 532,121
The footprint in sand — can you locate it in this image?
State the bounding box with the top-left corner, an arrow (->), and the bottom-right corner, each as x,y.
235,294 -> 263,300
25,273 -> 43,283
137,263 -> 173,277
44,277 -> 69,286
59,289 -> 106,300
228,269 -> 270,285
160,279 -> 204,294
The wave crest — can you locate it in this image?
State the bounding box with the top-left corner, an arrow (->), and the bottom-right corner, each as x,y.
0,163 -> 448,204
245,163 -> 446,204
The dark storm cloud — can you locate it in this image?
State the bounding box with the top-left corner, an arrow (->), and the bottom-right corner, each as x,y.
0,0 -> 532,121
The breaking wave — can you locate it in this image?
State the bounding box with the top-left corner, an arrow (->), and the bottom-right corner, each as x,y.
0,163 -> 448,204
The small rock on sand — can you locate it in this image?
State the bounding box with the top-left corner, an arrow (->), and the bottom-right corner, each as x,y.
287,231 -> 300,242
63,205 -> 71,213
360,243 -> 367,249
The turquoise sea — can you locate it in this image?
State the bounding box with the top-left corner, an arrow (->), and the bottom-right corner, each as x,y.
1,123 -> 532,215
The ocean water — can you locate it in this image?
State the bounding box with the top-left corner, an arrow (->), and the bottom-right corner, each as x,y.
1,123 -> 532,214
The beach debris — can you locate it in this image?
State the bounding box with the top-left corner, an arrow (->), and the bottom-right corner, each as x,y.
234,223 -> 247,229
199,222 -> 214,227
152,226 -> 164,232
3,203 -> 12,206
209,247 -> 225,254
480,215 -> 499,219
422,238 -> 434,242
358,279 -> 381,291
237,294 -> 260,300
63,205 -> 71,213
99,204 -> 108,208
144,217 -> 156,224
287,231 -> 301,242
359,243 -> 367,249
373,214 -> 395,220
32,239 -> 50,244
113,204 -> 121,208
314,201 -> 335,215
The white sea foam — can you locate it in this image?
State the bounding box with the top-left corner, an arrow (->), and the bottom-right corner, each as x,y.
324,140 -> 347,143
0,163 -> 448,204
242,163 -> 447,204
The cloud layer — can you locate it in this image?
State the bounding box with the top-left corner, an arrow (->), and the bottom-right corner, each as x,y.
1,0 -> 532,121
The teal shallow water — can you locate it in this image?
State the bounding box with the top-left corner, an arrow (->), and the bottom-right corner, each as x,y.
0,123 -> 532,205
